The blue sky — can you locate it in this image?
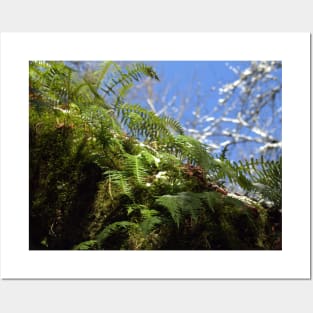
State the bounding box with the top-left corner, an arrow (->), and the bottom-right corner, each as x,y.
146,61 -> 250,117
123,61 -> 282,161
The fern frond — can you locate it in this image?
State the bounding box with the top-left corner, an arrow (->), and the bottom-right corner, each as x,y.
251,157 -> 282,208
117,103 -> 182,141
155,189 -> 258,225
30,61 -> 92,111
101,63 -> 159,97
139,209 -> 162,236
155,194 -> 181,226
82,78 -> 104,100
162,135 -> 212,170
96,221 -> 137,247
139,150 -> 161,168
200,191 -> 224,213
125,63 -> 160,82
94,61 -> 113,89
211,158 -> 254,190
127,204 -> 162,236
160,116 -> 184,135
155,192 -> 203,227
124,153 -> 147,185
213,156 -> 282,209
72,240 -> 97,250
105,170 -> 132,197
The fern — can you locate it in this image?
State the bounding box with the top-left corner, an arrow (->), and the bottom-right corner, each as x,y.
160,116 -> 184,135
155,192 -> 204,227
247,156 -> 282,209
155,190 -> 263,229
139,150 -> 160,168
96,221 -> 137,248
101,63 -> 159,98
104,170 -> 132,198
123,153 -> 148,186
215,156 -> 282,209
139,209 -> 162,236
32,61 -> 77,109
103,152 -> 151,198
209,158 -> 253,190
72,240 -> 97,250
117,103 -> 183,141
30,61 -> 110,112
92,61 -> 114,90
161,135 -> 213,170
31,61 -> 182,143
126,204 -> 162,236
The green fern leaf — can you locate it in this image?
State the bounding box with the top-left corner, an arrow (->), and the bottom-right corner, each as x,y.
155,192 -> 202,227
124,153 -> 147,185
105,170 -> 132,197
139,209 -> 162,236
101,63 -> 159,98
72,240 -> 97,250
97,221 -> 137,247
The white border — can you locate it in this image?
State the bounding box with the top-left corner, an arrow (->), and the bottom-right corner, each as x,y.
0,33 -> 310,279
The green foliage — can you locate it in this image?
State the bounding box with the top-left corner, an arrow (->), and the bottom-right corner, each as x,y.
124,153 -> 147,186
96,221 -> 138,249
30,61 -> 81,110
161,135 -> 213,170
139,209 -> 162,236
156,192 -> 203,227
105,170 -> 132,198
29,60 -> 281,251
117,103 -> 184,141
215,156 -> 282,209
73,240 -> 98,250
101,63 -> 159,98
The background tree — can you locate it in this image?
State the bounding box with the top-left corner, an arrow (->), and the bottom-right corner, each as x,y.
124,61 -> 282,161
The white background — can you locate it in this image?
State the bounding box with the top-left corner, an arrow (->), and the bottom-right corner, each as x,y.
1,32 -> 310,279
0,1 -> 312,312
